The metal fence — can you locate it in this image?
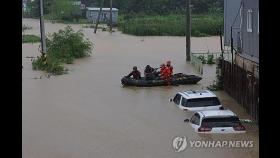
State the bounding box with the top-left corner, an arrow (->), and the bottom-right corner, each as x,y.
190,51 -> 232,75
192,51 -> 233,61
220,59 -> 259,123
190,53 -> 203,75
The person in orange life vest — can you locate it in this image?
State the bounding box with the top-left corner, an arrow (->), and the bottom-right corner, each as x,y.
166,60 -> 173,76
163,61 -> 173,85
159,63 -> 166,78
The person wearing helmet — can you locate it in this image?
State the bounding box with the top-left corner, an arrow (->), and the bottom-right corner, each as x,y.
166,60 -> 173,75
144,65 -> 156,80
159,63 -> 166,77
162,61 -> 173,85
126,66 -> 141,79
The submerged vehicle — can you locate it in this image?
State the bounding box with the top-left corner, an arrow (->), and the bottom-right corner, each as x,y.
121,73 -> 202,87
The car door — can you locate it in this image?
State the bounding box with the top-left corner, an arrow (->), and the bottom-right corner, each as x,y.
189,113 -> 201,132
173,93 -> 182,108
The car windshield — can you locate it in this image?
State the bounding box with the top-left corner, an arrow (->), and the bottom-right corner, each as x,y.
201,117 -> 241,128
181,97 -> 221,107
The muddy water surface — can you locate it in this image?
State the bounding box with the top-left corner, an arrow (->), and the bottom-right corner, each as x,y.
22,19 -> 258,158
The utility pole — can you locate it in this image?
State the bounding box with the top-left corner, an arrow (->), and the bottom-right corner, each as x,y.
186,0 -> 191,61
230,26 -> 234,64
94,0 -> 105,33
39,0 -> 47,54
220,26 -> 224,59
110,0 -> 113,32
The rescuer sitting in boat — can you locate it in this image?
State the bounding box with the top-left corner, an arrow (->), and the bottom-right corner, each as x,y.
166,60 -> 173,75
126,66 -> 141,79
158,61 -> 173,85
144,65 -> 157,80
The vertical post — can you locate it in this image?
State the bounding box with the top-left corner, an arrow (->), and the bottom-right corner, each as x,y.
94,0 -> 104,33
230,26 -> 233,64
110,0 -> 113,32
39,0 -> 47,54
230,26 -> 234,94
220,26 -> 224,59
186,0 -> 191,61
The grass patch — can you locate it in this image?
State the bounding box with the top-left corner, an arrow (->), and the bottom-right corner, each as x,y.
32,26 -> 93,75
118,14 -> 223,36
22,35 -> 41,43
44,14 -> 91,24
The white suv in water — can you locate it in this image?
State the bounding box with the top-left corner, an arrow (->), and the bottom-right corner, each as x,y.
170,90 -> 224,111
184,110 -> 246,133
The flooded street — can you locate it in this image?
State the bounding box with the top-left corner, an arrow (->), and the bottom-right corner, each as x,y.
22,18 -> 258,158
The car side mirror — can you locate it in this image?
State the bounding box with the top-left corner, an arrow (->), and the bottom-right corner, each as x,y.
219,106 -> 226,110
169,98 -> 173,102
184,119 -> 190,123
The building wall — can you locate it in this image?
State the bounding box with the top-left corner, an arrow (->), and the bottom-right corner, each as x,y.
224,0 -> 242,47
86,10 -> 118,24
241,0 -> 259,62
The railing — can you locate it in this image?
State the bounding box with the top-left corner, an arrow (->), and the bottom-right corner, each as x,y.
190,53 -> 203,75
192,51 -> 233,62
190,51 -> 235,75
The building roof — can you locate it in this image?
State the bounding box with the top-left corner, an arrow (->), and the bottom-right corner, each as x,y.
86,7 -> 118,11
198,110 -> 236,118
179,90 -> 217,99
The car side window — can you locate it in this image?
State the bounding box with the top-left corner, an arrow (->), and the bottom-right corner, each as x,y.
173,94 -> 182,105
190,113 -> 200,125
181,97 -> 187,107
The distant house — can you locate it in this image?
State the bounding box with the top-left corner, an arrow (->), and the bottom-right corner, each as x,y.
86,7 -> 118,25
224,0 -> 259,76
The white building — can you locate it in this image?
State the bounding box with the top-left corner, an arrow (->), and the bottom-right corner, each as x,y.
86,7 -> 118,25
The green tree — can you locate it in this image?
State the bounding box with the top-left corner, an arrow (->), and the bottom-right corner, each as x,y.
24,0 -> 53,18
47,0 -> 81,21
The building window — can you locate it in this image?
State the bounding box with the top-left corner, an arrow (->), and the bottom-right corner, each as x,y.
247,9 -> 253,32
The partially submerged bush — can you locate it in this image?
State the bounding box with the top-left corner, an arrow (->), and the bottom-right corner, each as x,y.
32,55 -> 65,75
32,26 -> 93,75
22,25 -> 32,32
198,55 -> 206,64
207,54 -> 215,64
46,26 -> 93,64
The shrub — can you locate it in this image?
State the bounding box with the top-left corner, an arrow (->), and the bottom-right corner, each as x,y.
46,26 -> 93,64
22,25 -> 32,32
207,54 -> 215,64
32,55 -> 65,75
32,26 -> 93,75
198,55 -> 206,64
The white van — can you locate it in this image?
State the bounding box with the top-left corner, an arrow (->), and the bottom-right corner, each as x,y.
184,110 -> 246,133
170,90 -> 224,111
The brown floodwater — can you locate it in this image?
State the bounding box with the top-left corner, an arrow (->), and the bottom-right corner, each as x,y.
22,18 -> 258,158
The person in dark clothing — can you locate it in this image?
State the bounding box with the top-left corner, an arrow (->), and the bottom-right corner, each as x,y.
126,66 -> 141,79
144,65 -> 156,80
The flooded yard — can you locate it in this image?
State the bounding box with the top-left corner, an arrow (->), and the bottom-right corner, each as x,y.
22,18 -> 258,158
